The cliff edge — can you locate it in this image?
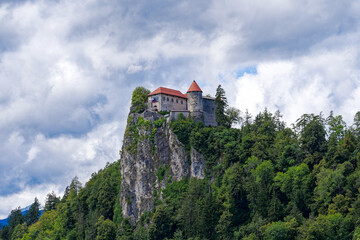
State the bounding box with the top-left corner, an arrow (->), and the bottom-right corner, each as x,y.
119,111 -> 205,223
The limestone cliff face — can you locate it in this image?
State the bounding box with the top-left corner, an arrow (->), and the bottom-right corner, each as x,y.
119,111 -> 205,223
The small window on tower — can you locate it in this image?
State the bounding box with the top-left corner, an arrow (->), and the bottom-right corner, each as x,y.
176,99 -> 178,103
181,100 -> 183,104
167,97 -> 169,101
171,98 -> 173,102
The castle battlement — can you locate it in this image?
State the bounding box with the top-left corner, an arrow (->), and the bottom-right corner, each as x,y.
147,81 -> 217,126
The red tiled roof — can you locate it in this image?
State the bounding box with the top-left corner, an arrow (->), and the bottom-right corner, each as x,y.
148,87 -> 187,99
187,80 -> 202,93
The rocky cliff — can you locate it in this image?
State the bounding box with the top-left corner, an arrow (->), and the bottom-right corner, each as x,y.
119,111 -> 205,223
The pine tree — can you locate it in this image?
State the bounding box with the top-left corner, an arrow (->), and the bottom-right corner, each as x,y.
25,197 -> 41,225
44,191 -> 60,211
215,85 -> 230,127
7,207 -> 24,239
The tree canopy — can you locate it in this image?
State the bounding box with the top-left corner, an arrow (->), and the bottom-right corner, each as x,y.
131,86 -> 150,113
3,108 -> 360,240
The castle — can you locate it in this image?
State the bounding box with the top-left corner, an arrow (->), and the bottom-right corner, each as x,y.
147,80 -> 217,126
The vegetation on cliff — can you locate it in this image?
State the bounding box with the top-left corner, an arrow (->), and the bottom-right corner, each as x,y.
131,87 -> 150,113
3,86 -> 360,239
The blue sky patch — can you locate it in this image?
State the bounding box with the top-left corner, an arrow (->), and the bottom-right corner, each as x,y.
235,66 -> 258,78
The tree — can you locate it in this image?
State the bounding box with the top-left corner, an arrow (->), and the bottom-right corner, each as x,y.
25,197 -> 41,225
148,206 -> 174,240
69,176 -> 82,196
352,111 -> 360,139
178,179 -> 216,239
95,216 -> 116,240
218,162 -> 249,226
215,85 -> 230,127
274,163 -> 312,217
44,191 -> 60,211
8,208 -> 24,229
7,207 -> 24,239
246,161 -> 275,219
226,107 -> 242,127
326,112 -> 346,142
131,87 -> 150,113
301,213 -> 352,240
11,223 -> 27,240
298,114 -> 327,160
216,209 -> 233,240
263,221 -> 293,240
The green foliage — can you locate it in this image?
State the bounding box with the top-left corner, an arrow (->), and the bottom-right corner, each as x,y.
313,162 -> 349,214
25,198 -> 40,226
214,85 -> 242,127
218,162 -> 249,226
162,178 -> 189,210
6,207 -> 24,238
170,115 -> 197,151
215,85 -> 230,127
216,209 -> 233,240
159,110 -> 170,116
7,109 -> 360,240
263,221 -> 293,240
11,223 -> 27,240
275,163 -> 313,216
154,117 -> 166,128
44,191 -> 60,212
247,161 -> 275,219
148,206 -> 174,240
178,179 -> 219,240
125,115 -> 162,155
131,87 -> 150,113
299,213 -> 352,240
298,114 -> 327,155
95,216 -> 116,240
156,165 -> 168,182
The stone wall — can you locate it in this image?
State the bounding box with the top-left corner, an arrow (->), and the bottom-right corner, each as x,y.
202,97 -> 217,126
168,111 -> 190,122
148,94 -> 187,112
187,91 -> 202,112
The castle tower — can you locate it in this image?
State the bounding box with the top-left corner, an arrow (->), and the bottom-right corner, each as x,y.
187,80 -> 203,121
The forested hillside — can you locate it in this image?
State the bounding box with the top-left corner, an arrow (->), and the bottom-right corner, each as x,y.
2,87 -> 360,239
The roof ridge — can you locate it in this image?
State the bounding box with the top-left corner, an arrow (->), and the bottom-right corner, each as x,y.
148,86 -> 187,99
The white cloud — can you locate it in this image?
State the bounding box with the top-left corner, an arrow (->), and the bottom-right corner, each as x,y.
234,46 -> 360,125
0,0 -> 360,218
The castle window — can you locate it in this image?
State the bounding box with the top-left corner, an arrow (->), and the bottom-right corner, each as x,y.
176,99 -> 178,103
167,97 -> 169,101
181,100 -> 183,104
171,98 -> 173,102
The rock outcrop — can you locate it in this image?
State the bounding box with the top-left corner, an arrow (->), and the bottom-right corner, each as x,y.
119,111 -> 205,223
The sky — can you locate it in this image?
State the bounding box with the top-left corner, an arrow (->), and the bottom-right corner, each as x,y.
0,0 -> 360,218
